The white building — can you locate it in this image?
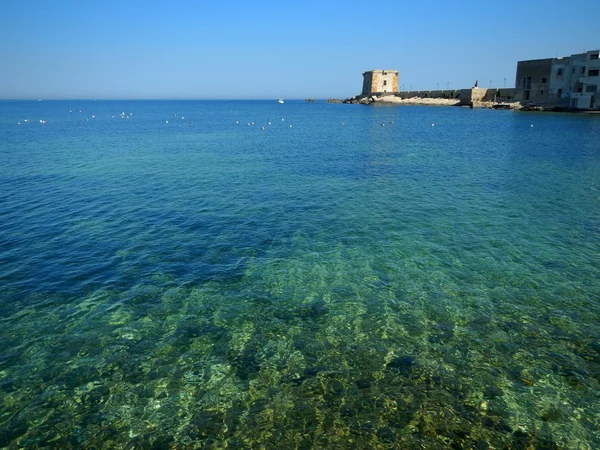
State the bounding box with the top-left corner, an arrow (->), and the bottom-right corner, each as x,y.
518,49 -> 599,110
568,50 -> 599,109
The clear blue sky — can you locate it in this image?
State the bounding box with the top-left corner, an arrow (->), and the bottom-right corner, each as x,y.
1,0 -> 598,99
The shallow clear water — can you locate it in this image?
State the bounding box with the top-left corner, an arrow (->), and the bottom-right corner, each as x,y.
1,100 -> 599,449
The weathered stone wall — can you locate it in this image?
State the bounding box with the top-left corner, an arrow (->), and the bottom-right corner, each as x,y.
459,88 -> 521,104
362,70 -> 399,95
371,72 -> 380,93
515,58 -> 553,103
361,72 -> 373,96
395,90 -> 461,99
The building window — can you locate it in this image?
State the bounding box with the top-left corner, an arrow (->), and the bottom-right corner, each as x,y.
557,89 -> 562,98
541,77 -> 547,83
586,85 -> 598,93
540,90 -> 544,95
572,67 -> 576,74
383,80 -> 387,86
591,53 -> 599,60
589,69 -> 600,76
581,66 -> 586,74
557,68 -> 563,76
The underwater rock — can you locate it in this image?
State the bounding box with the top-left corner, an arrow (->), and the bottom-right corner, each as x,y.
387,356 -> 416,375
190,411 -> 223,438
80,385 -> 110,406
232,350 -> 260,380
428,320 -> 455,344
297,299 -> 329,320
541,406 -> 566,422
484,385 -> 504,399
324,379 -> 345,403
376,426 -> 396,443
355,378 -> 372,390
0,418 -> 29,447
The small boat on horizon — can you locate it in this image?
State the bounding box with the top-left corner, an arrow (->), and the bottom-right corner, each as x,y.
278,98 -> 284,104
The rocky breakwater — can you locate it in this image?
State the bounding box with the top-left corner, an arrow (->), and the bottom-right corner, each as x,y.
343,95 -> 375,104
343,95 -> 460,106
377,96 -> 461,106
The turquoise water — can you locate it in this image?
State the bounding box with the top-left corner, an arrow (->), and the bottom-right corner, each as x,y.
1,100 -> 599,449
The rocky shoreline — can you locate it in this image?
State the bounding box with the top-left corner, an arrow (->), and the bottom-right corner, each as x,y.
342,95 -> 523,110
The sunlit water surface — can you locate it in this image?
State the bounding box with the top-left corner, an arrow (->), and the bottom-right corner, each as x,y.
1,100 -> 599,449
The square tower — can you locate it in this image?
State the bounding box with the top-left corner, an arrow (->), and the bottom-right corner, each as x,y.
362,70 -> 399,96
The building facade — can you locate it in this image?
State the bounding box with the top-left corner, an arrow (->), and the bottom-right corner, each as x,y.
568,50 -> 600,109
362,70 -> 399,96
516,49 -> 599,109
515,58 -> 553,103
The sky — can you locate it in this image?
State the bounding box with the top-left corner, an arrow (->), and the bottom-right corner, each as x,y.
0,0 -> 599,100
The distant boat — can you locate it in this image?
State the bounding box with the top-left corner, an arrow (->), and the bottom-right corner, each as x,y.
278,98 -> 284,104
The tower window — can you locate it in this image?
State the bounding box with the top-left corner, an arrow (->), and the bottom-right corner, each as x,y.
383,80 -> 387,86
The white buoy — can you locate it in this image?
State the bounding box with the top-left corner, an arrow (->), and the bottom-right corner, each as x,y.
531,124 -> 534,127
69,110 -> 72,113
431,123 -> 435,127
17,122 -> 21,125
236,121 -> 239,124
268,122 -> 271,125
262,126 -> 265,130
112,116 -> 115,118
281,118 -> 284,121
289,124 -> 292,128
342,122 -> 345,125
24,119 -> 29,123
166,120 -> 169,123
381,123 -> 385,126
92,115 -> 95,118
181,116 -> 184,120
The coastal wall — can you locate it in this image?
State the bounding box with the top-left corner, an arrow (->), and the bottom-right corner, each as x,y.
345,87 -> 522,107
395,88 -> 520,104
394,90 -> 461,99
461,88 -> 521,104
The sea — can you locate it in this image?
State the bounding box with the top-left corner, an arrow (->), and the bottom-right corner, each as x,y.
0,100 -> 599,449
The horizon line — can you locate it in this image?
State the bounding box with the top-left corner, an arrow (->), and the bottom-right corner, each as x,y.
0,98 -> 342,102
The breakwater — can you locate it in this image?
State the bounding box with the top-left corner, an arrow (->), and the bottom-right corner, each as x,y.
344,87 -> 521,108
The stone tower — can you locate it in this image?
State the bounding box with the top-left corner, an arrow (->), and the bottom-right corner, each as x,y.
362,70 -> 399,96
